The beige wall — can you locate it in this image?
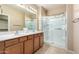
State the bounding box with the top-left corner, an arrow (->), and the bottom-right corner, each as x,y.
47,5 -> 66,16
66,4 -> 79,52
73,4 -> 79,52
1,5 -> 25,31
41,7 -> 47,16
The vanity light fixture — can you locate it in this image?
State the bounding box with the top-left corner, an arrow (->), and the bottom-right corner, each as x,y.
16,4 -> 37,15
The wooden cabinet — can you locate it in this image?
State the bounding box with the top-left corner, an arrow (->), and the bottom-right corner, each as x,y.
24,35 -> 33,54
0,41 -> 4,54
5,43 -> 23,54
0,32 -> 44,54
34,34 -> 40,52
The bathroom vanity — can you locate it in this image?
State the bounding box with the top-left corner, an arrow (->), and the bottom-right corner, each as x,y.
0,31 -> 44,54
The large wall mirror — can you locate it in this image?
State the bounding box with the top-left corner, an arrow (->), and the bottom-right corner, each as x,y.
0,4 -> 37,32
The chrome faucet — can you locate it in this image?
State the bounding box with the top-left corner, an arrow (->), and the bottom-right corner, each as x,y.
15,30 -> 18,34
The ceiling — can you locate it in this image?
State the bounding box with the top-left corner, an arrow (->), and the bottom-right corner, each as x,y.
37,4 -> 66,11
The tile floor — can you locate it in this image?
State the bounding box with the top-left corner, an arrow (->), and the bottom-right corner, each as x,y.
35,43 -> 75,54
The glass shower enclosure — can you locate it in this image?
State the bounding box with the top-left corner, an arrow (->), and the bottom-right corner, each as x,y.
41,13 -> 67,48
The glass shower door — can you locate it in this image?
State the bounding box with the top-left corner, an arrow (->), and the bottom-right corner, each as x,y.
41,14 -> 67,48
49,16 -> 66,48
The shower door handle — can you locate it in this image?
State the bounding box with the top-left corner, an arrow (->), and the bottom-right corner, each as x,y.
55,28 -> 63,30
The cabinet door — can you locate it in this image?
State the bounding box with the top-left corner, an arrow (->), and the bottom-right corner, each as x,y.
40,34 -> 44,47
5,43 -> 23,54
0,41 -> 4,54
24,39 -> 33,54
34,36 -> 40,52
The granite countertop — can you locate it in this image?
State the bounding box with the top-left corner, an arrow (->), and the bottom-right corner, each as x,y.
0,31 -> 43,41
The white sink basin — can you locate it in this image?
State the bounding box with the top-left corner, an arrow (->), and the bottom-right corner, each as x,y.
17,31 -> 34,35
0,31 -> 34,38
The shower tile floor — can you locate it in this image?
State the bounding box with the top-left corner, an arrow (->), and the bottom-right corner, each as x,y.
44,40 -> 66,49
35,43 -> 75,54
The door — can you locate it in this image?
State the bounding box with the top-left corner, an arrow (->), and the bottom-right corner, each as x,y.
41,14 -> 67,48
49,16 -> 66,48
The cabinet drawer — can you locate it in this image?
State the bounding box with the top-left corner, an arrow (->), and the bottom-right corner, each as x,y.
0,41 -> 4,54
19,36 -> 27,42
5,43 -> 23,54
5,38 -> 18,47
28,35 -> 33,40
34,34 -> 39,38
39,33 -> 43,37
